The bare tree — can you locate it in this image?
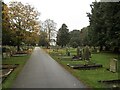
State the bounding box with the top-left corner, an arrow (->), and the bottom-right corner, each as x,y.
43,19 -> 57,43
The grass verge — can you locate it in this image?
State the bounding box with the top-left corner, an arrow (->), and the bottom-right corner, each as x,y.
47,48 -> 119,88
2,54 -> 31,89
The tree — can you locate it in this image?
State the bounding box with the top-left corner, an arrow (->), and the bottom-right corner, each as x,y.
80,26 -> 89,46
87,2 -> 105,48
0,1 -> 1,45
2,2 -> 13,45
56,24 -> 70,47
43,19 -> 57,43
38,31 -> 49,47
69,30 -> 81,48
87,2 -> 120,52
23,31 -> 40,46
8,1 -> 40,51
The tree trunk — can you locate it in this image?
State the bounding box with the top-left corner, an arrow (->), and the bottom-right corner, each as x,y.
113,47 -> 119,53
17,36 -> 20,51
100,46 -> 103,51
105,46 -> 110,51
17,45 -> 20,51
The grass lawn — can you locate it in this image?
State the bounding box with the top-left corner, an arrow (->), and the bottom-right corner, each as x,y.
2,54 -> 31,88
48,48 -> 119,88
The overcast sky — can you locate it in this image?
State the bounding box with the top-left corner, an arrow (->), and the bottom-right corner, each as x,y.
3,0 -> 100,31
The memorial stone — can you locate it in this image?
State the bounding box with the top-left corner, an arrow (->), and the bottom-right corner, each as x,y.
110,58 -> 118,73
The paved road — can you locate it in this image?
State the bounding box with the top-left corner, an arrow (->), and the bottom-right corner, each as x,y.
12,47 -> 87,88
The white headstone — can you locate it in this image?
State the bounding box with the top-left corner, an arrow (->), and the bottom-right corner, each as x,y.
110,59 -> 118,73
3,53 -> 7,58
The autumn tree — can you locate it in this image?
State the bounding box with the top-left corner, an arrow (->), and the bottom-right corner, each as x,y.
8,1 -> 40,51
2,2 -> 13,45
0,1 -> 2,45
23,31 -> 40,46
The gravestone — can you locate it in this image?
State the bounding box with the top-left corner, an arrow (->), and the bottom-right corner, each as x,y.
3,53 -> 7,58
110,58 -> 118,73
96,47 -> 100,53
103,46 -> 105,51
90,46 -> 95,53
82,45 -> 91,60
3,52 -> 10,58
67,51 -> 70,56
76,46 -> 82,59
77,46 -> 80,57
66,47 -> 70,56
6,52 -> 10,58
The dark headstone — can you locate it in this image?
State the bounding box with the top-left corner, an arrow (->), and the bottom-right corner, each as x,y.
77,46 -> 80,57
66,47 -> 70,56
82,45 -> 91,60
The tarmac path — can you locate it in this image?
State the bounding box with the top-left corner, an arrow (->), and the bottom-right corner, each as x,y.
12,47 -> 87,88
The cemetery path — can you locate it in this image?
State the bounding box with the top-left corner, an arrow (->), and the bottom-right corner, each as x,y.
12,47 -> 87,88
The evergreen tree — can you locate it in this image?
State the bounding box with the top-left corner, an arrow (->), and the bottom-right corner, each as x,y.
87,2 -> 120,52
56,24 -> 70,47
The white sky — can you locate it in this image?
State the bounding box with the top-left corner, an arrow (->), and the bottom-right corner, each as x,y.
3,0 -> 100,31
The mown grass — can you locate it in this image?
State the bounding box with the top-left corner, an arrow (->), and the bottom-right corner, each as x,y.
2,54 -> 31,89
48,48 -> 119,88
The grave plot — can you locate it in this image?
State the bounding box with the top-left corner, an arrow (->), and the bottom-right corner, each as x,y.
2,46 -> 31,58
1,64 -> 19,83
2,64 -> 18,69
61,56 -> 72,61
12,47 -> 33,57
12,51 -> 28,57
98,79 -> 120,88
98,58 -> 120,88
71,55 -> 82,61
71,45 -> 92,61
71,46 -> 83,61
67,63 -> 102,70
1,69 -> 13,83
12,53 -> 28,57
67,46 -> 102,70
15,51 -> 28,54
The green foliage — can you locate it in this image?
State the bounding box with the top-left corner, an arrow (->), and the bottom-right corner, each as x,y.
87,2 -> 120,52
70,42 -> 78,48
69,30 -> 81,47
56,24 -> 70,47
38,31 -> 49,46
80,27 -> 89,46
